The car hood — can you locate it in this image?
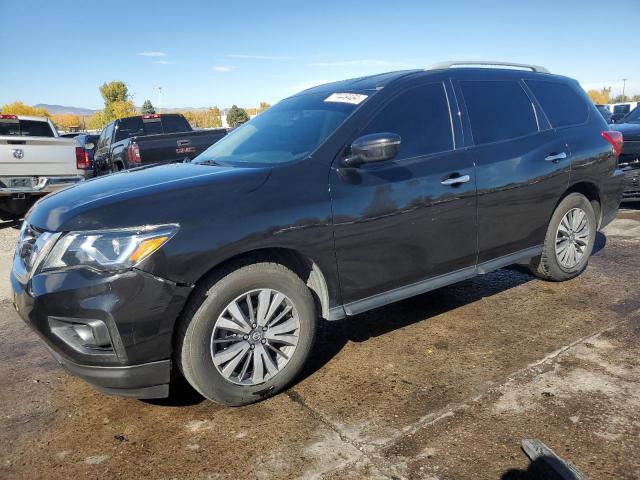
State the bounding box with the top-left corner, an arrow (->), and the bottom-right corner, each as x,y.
27,163 -> 271,231
612,122 -> 640,141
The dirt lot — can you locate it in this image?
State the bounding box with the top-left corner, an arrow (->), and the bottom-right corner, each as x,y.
1,205 -> 639,480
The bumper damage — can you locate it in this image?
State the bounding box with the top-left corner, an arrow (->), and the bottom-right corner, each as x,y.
11,266 -> 192,399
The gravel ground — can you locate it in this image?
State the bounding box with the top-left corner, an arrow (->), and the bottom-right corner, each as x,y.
0,204 -> 639,479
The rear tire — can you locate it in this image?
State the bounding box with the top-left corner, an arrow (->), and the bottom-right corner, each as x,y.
176,262 -> 317,406
529,193 -> 596,281
0,198 -> 33,217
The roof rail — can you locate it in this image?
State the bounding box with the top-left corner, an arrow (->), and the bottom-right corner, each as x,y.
427,60 -> 549,74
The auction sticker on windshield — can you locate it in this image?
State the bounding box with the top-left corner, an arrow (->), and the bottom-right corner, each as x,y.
324,93 -> 368,105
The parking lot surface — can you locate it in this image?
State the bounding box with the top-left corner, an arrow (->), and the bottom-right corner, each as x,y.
1,206 -> 639,480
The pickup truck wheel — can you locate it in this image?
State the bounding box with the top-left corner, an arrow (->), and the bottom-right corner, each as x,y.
529,193 -> 596,281
176,262 -> 317,406
0,198 -> 32,217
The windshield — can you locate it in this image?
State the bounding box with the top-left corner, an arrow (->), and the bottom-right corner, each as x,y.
194,92 -> 368,165
622,106 -> 640,123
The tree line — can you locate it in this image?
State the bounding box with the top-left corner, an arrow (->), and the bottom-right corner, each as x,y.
587,86 -> 640,105
1,80 -> 270,131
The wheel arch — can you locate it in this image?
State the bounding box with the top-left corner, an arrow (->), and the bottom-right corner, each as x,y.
562,181 -> 602,228
186,247 -> 333,322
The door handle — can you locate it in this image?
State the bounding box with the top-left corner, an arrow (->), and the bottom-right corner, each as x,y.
441,174 -> 471,186
544,152 -> 567,162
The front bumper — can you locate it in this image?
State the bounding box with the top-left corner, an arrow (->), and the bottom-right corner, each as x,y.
10,266 -> 192,399
0,175 -> 85,197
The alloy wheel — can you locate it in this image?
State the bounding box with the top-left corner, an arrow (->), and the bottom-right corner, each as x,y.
555,207 -> 590,269
210,289 -> 300,385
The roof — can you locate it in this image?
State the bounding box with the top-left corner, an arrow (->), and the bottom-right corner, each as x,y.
293,61 -> 560,97
295,70 -> 422,95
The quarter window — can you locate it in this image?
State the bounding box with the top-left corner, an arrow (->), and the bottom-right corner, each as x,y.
461,80 -> 538,145
362,83 -> 453,160
526,80 -> 589,128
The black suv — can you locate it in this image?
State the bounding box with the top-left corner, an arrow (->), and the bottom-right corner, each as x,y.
11,61 -> 625,406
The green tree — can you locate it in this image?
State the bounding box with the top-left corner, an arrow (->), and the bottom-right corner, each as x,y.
226,105 -> 249,127
611,94 -> 629,103
632,94 -> 640,102
98,81 -> 136,122
99,81 -> 129,105
141,100 -> 155,115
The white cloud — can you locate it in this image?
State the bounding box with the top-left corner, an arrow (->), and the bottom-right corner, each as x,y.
225,54 -> 292,60
309,59 -> 401,68
212,66 -> 238,72
153,60 -> 174,65
138,51 -> 167,57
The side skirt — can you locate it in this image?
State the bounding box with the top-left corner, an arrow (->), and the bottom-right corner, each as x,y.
328,245 -> 542,320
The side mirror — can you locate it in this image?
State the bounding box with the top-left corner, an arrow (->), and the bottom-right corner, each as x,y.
345,133 -> 401,166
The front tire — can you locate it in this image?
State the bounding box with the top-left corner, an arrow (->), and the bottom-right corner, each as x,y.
530,193 -> 596,281
176,262 -> 317,406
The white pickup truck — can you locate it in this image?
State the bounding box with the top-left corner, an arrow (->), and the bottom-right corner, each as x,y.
0,114 -> 87,215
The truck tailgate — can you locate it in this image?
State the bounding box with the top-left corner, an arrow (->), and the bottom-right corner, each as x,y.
0,137 -> 79,176
137,130 -> 227,165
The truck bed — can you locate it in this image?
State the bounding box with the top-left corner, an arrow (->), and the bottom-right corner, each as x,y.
131,129 -> 227,165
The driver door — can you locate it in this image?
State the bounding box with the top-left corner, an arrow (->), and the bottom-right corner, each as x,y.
330,81 -> 477,313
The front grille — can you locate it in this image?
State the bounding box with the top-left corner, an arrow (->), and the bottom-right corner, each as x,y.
13,223 -> 59,282
17,223 -> 42,270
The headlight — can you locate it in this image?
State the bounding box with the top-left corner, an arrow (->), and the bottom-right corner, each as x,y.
40,224 -> 178,273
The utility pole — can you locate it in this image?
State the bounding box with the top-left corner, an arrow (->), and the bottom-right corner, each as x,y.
157,86 -> 163,113
622,78 -> 627,100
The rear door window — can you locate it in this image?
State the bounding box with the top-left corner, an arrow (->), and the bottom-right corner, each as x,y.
460,80 -> 538,145
526,80 -> 589,127
362,82 -> 454,159
161,115 -> 189,133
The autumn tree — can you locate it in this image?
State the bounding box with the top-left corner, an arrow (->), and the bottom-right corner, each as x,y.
258,101 -> 271,113
1,101 -> 50,117
87,111 -> 107,130
51,114 -> 81,131
226,105 -> 249,127
587,87 -> 611,105
182,107 -> 222,128
141,100 -> 155,114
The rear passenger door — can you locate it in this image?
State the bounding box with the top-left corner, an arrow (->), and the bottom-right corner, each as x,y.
457,79 -> 570,264
331,81 -> 477,311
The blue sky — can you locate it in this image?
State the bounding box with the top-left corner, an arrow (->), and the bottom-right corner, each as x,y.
1,0 -> 639,110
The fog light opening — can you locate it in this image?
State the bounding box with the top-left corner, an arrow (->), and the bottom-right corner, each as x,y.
48,317 -> 114,352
